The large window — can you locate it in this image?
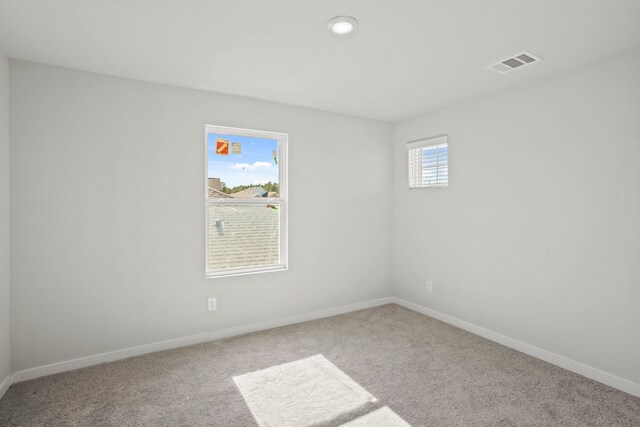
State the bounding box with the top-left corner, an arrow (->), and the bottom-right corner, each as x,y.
205,125 -> 287,277
407,135 -> 448,189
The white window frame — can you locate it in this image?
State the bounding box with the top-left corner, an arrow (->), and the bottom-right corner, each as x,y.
204,125 -> 288,278
407,134 -> 448,189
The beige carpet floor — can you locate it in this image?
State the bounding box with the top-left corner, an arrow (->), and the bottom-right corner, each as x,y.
1,304 -> 639,426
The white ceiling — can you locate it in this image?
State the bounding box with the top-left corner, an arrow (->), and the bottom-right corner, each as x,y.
1,0 -> 640,123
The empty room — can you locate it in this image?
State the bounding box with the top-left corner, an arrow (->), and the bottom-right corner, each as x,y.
0,1 -> 639,425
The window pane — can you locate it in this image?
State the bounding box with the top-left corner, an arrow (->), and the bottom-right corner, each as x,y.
207,204 -> 280,271
207,133 -> 280,199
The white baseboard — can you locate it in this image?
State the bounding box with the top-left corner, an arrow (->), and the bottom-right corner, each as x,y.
9,296 -> 639,400
11,297 -> 394,384
0,374 -> 11,400
392,297 -> 640,398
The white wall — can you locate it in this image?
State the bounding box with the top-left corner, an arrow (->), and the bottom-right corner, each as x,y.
9,49 -> 639,392
9,60 -> 393,372
0,53 -> 10,387
393,48 -> 640,385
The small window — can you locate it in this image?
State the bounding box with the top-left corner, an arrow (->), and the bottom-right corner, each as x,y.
205,125 -> 288,277
407,135 -> 448,188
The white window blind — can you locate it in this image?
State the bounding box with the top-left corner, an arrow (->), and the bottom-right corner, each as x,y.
407,135 -> 448,188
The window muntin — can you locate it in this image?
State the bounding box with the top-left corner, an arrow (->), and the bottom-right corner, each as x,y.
407,135 -> 448,188
205,125 -> 287,277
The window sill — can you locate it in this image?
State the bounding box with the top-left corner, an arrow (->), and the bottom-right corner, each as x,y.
408,185 -> 448,190
206,264 -> 288,279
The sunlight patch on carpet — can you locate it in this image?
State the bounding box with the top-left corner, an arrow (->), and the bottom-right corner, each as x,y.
342,406 -> 409,426
233,354 -> 409,427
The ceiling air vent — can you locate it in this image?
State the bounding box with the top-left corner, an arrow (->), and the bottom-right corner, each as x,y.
487,51 -> 541,74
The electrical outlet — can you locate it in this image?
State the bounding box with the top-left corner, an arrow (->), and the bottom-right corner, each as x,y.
207,297 -> 217,311
426,281 -> 433,293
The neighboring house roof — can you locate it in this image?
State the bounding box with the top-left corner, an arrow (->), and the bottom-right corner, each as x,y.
267,192 -> 279,198
208,187 -> 233,198
207,205 -> 279,270
230,187 -> 268,198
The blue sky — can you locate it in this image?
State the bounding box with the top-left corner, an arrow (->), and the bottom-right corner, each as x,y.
207,133 -> 279,188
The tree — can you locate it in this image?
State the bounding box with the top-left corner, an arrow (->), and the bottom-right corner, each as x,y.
222,181 -> 279,195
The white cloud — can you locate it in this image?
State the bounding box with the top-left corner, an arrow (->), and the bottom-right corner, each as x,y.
231,161 -> 272,171
209,160 -> 277,187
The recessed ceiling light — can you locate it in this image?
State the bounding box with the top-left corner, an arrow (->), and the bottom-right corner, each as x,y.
327,16 -> 358,35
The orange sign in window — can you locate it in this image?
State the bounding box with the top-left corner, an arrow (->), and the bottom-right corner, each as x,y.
216,138 -> 230,155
